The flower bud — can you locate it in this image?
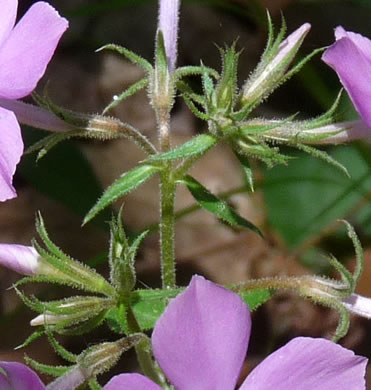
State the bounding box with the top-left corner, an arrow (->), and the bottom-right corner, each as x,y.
158,0 -> 180,72
241,23 -> 311,108
77,335 -> 143,378
30,296 -> 113,327
297,120 -> 371,144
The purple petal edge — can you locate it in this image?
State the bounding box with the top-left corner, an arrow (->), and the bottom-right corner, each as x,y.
104,373 -> 162,390
322,29 -> 371,127
239,337 -> 367,390
0,1 -> 68,99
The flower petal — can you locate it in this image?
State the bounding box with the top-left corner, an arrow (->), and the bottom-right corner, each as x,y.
0,244 -> 40,275
0,99 -> 73,133
242,23 -> 310,106
239,337 -> 367,390
158,0 -> 180,72
0,361 -> 46,390
335,26 -> 371,63
0,0 -> 17,45
0,2 -> 68,99
0,107 -> 23,201
152,275 -> 251,390
342,293 -> 371,319
104,373 -> 163,390
46,367 -> 85,390
304,120 -> 371,144
322,32 -> 371,127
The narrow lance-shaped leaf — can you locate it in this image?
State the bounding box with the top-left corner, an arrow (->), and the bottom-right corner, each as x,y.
181,175 -> 262,236
147,134 -> 217,162
84,164 -> 161,224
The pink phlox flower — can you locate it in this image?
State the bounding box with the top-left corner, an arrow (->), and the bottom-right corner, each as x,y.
104,275 -> 367,390
0,0 -> 68,202
322,27 -> 371,128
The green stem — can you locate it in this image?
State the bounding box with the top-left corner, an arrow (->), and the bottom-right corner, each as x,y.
144,184 -> 251,235
126,308 -> 163,385
160,168 -> 176,288
156,107 -> 177,289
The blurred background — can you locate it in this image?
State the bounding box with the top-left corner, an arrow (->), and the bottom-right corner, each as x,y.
1,0 -> 371,387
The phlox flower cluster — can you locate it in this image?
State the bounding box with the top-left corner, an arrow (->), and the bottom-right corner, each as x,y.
0,0 -> 370,389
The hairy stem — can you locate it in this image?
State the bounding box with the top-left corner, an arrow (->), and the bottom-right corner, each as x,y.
126,308 -> 163,385
156,107 -> 177,289
160,169 -> 176,288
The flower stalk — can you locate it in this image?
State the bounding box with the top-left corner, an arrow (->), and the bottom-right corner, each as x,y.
149,1 -> 181,289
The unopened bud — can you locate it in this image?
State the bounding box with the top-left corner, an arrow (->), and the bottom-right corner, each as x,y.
158,0 -> 180,72
30,296 -> 113,327
241,23 -> 311,107
298,120 -> 371,144
78,335 -> 143,378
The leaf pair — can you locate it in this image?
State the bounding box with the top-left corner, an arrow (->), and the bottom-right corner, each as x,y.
84,133 -> 261,236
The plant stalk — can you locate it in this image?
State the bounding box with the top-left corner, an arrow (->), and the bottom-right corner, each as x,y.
155,105 -> 177,289
126,307 -> 163,385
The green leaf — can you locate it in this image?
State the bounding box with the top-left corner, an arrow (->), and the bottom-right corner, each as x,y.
181,175 -> 262,236
263,145 -> 371,247
147,134 -> 217,162
240,288 -> 274,310
106,288 -> 181,332
84,164 -> 161,224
